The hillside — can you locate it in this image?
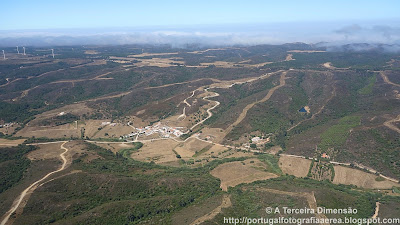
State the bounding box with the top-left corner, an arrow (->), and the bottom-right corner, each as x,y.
1,44 -> 400,224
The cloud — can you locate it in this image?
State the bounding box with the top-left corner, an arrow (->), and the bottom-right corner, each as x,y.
334,24 -> 400,43
0,22 -> 399,48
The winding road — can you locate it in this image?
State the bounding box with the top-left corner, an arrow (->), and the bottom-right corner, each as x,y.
1,142 -> 69,225
188,89 -> 220,131
178,90 -> 196,121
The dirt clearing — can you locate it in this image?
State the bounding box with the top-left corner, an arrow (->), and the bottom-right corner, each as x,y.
84,50 -> 99,55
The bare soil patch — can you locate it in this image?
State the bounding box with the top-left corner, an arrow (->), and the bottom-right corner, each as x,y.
323,62 -> 335,69
285,54 -> 294,61
84,50 -> 99,55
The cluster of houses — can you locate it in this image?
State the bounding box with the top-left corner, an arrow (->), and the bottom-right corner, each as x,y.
0,122 -> 15,128
242,136 -> 271,149
101,121 -> 117,127
123,122 -> 184,139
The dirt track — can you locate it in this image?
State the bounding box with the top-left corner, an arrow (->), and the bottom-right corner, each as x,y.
190,195 -> 231,225
144,78 -> 220,90
14,71 -> 117,101
383,114 -> 400,134
189,89 -> 220,131
380,71 -> 400,87
254,188 -> 329,225
224,71 -> 287,135
178,90 -> 196,121
1,142 -> 69,225
380,71 -> 400,134
372,202 -> 380,219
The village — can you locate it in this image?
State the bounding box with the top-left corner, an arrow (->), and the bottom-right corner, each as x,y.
122,122 -> 185,140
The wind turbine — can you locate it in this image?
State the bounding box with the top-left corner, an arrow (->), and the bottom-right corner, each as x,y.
16,46 -> 20,54
51,49 -> 54,58
2,50 -> 5,60
23,47 -> 26,55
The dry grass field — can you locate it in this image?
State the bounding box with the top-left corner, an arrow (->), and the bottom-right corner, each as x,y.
210,158 -> 278,191
333,165 -> 400,189
27,143 -> 64,160
278,155 -> 311,177
131,139 -> 179,165
16,123 -> 80,138
0,138 -> 26,147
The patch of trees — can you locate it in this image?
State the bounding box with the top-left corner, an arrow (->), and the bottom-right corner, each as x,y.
0,145 -> 36,193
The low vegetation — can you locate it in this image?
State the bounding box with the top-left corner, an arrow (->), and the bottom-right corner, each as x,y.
319,115 -> 360,150
118,142 -> 143,159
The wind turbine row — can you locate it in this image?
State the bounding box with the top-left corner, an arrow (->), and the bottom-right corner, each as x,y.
15,46 -> 26,55
2,47 -> 25,60
2,47 -> 56,59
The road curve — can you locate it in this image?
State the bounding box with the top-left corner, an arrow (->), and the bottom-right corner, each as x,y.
1,142 -> 69,225
189,89 -> 220,131
380,71 -> 400,87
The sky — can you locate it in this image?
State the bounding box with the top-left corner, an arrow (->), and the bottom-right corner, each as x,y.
0,1 -> 399,46
1,0 -> 399,30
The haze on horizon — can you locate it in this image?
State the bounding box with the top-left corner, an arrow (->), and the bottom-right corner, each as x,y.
1,0 -> 400,47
